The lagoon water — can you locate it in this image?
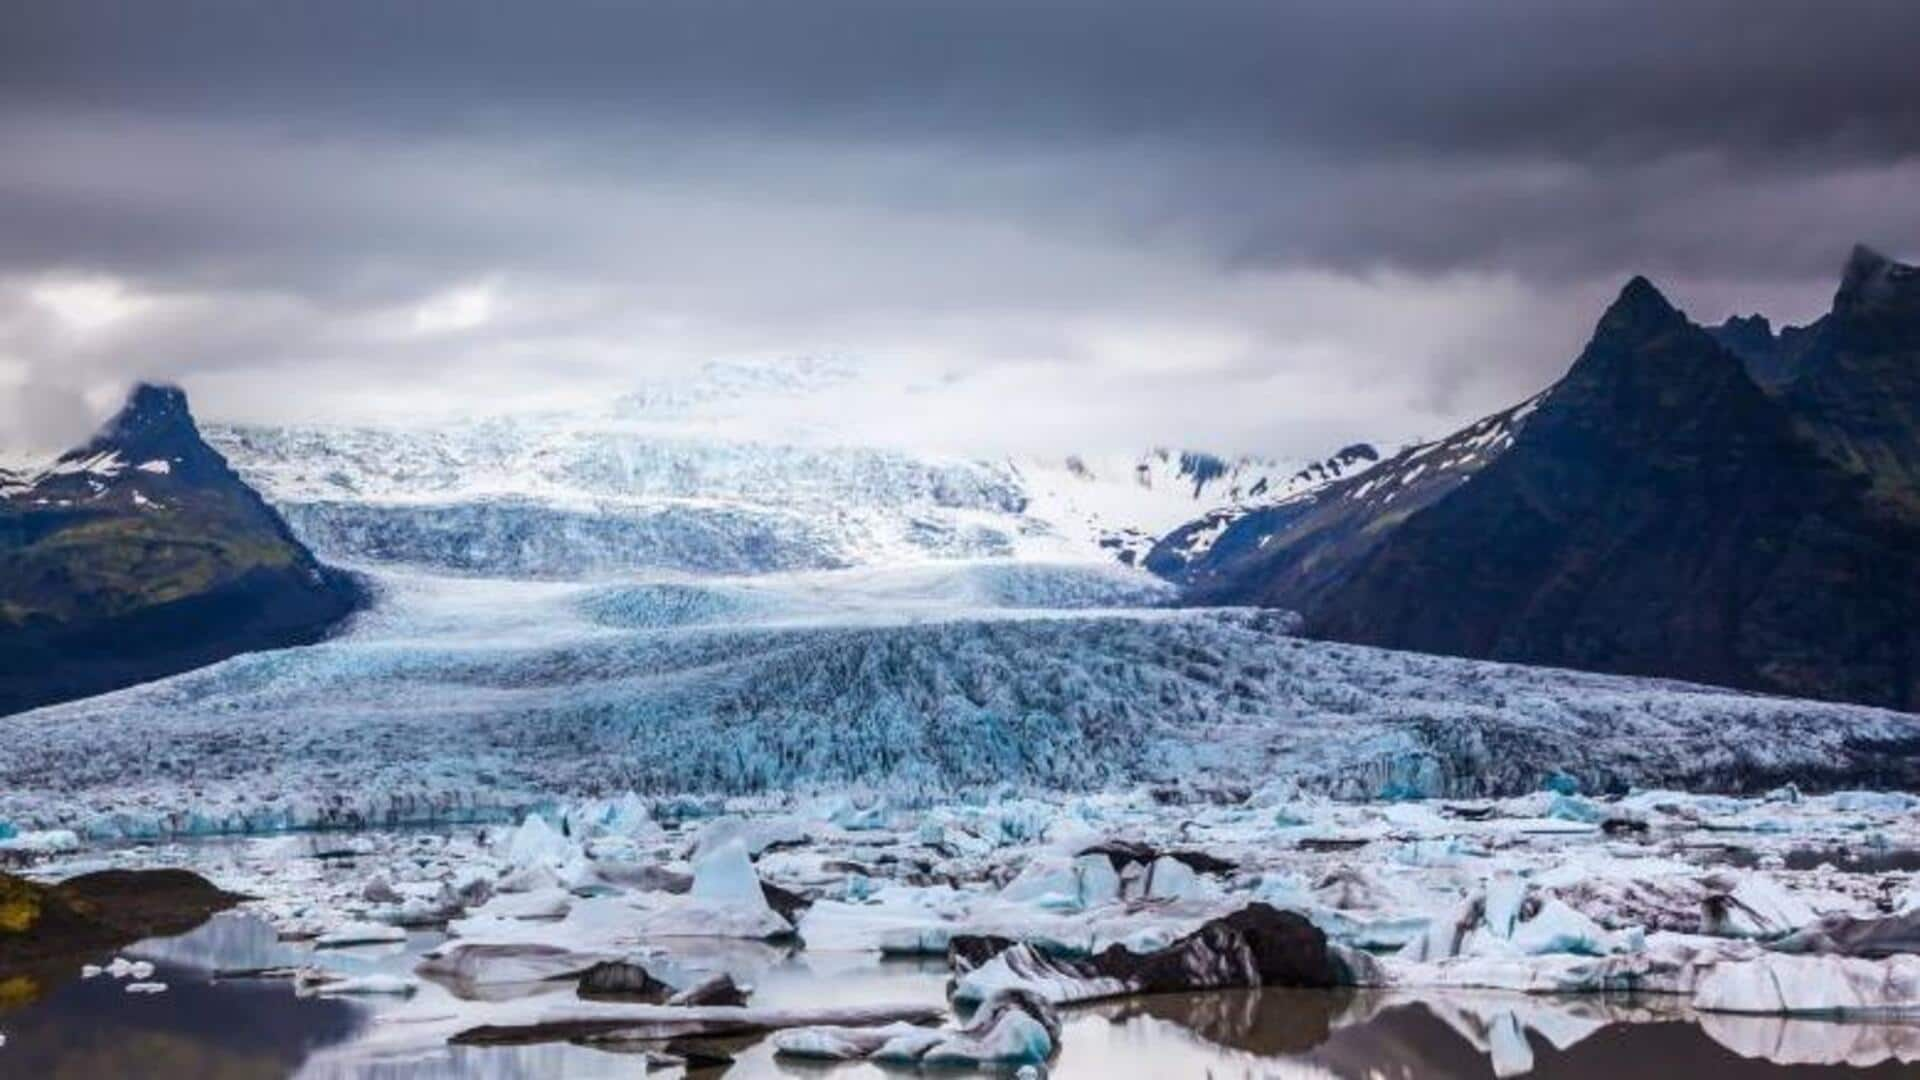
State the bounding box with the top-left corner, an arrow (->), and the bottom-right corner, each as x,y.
5,914 -> 1918,1079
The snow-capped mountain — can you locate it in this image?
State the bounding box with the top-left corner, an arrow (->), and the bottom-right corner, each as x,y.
6,355 -> 1919,837
203,358 -> 1373,579
0,384 -> 360,715
1013,444 -> 1378,567
1149,398 -> 1532,585
1157,247 -> 1920,710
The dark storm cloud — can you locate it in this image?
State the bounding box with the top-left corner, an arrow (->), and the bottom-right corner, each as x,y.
1,1 -> 1916,453
7,0 -> 1919,158
5,0 -> 1917,282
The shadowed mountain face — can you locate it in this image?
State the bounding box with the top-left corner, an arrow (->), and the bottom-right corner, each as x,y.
1159,249 -> 1920,710
1780,246 -> 1920,521
0,384 -> 363,715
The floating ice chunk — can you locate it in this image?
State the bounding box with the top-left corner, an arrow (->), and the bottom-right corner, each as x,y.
773,1022 -> 931,1060
1775,910 -> 1920,958
416,942 -> 607,987
1509,899 -> 1636,957
125,982 -> 167,994
644,837 -> 791,939
1695,954 -> 1920,1016
667,972 -> 749,1007
691,838 -> 769,907
0,829 -> 81,854
801,889 -> 963,952
316,974 -> 420,996
1250,871 -> 1312,910
999,853 -> 1124,911
473,886 -> 572,921
691,815 -> 809,860
999,857 -> 1085,911
315,921 -> 408,948
80,964 -> 103,979
876,925 -> 955,957
1546,793 -> 1605,824
1701,873 -> 1817,940
1402,876 -> 1636,962
920,990 -> 1058,1067
828,800 -> 890,832
1702,815 -> 1795,834
1700,1010 -> 1920,1066
1394,838 -> 1472,868
1483,873 -> 1527,940
778,991 -> 1058,1068
1828,791 -> 1920,815
954,947 -> 1129,1007
503,814 -> 575,869
1075,854 -> 1121,907
495,862 -> 560,894
104,957 -> 154,979
953,904 -> 1354,1006
1141,856 -> 1214,901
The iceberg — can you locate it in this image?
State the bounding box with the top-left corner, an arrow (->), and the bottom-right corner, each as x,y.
1695,954 -> 1920,1016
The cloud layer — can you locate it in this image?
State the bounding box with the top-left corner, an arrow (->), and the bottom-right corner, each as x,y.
3,1 -> 1917,456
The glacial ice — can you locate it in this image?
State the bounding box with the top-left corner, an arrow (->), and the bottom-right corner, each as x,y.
5,561 -> 1918,842
315,922 -> 409,948
1695,954 -> 1920,1016
11,780 -> 1920,1076
1701,871 -> 1820,939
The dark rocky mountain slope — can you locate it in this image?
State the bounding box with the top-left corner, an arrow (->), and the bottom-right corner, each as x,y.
1157,248 -> 1920,709
0,384 -> 363,715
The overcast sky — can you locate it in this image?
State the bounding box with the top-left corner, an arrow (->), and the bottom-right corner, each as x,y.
3,0 -> 1917,458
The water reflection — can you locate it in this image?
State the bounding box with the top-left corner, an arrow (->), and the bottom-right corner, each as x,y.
0,954 -> 362,1080
7,913 -> 1920,1078
1052,988 -> 1920,1079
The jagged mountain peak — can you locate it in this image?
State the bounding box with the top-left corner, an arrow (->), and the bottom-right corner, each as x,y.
1715,312 -> 1773,343
1591,275 -> 1687,346
57,380 -> 228,486
2,381 -> 361,715
1840,242 -> 1898,292
1832,242 -> 1919,323
90,382 -> 195,447
1550,272 -> 1768,421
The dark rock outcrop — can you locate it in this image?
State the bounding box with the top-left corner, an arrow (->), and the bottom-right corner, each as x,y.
0,868 -> 240,969
667,971 -> 750,1007
0,383 -> 363,715
577,959 -> 676,1001
760,880 -> 811,924
1077,840 -> 1236,876
954,903 -> 1370,1006
948,934 -> 1020,975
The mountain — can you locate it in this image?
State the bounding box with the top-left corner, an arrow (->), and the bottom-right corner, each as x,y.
1157,249 -> 1920,710
198,357 -> 1376,578
1777,245 -> 1920,519
0,384 -> 363,715
1015,444 -> 1378,567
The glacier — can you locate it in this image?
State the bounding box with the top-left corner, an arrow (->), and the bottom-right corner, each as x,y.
198,359 -> 1377,578
4,358 -> 1917,843
2,558 -> 1916,840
